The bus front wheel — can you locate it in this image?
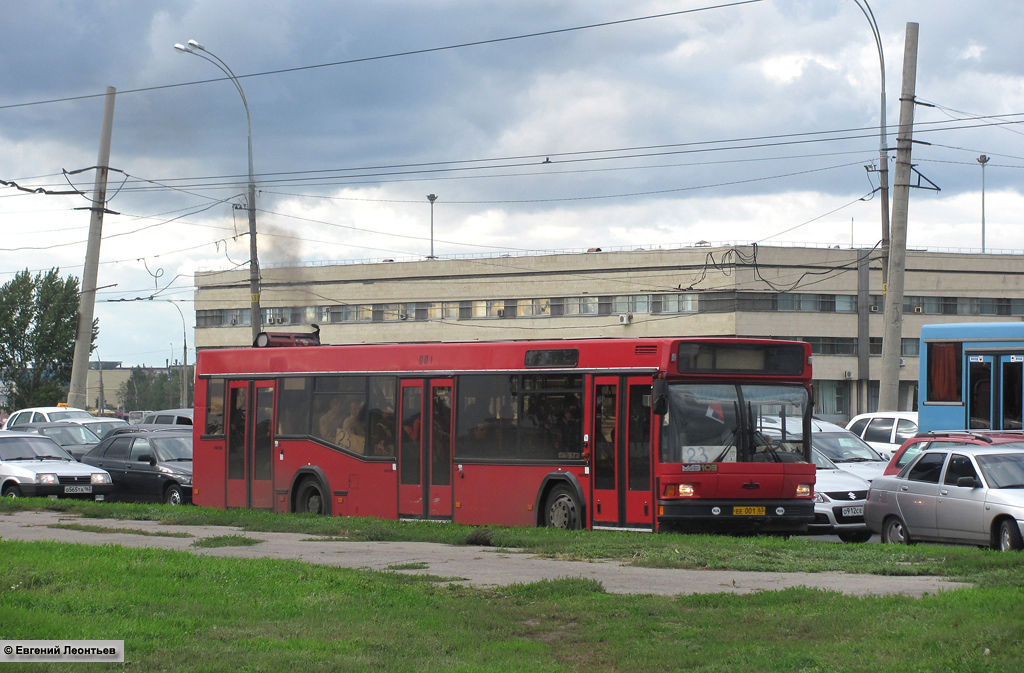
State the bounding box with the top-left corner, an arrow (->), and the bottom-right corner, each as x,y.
544,485 -> 581,530
295,479 -> 326,515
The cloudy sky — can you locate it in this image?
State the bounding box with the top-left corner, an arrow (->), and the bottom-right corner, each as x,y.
2,0 -> 1022,368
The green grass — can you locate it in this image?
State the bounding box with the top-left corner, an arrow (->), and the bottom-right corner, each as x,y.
1,539 -> 1021,672
191,534 -> 263,548
47,522 -> 194,538
3,498 -> 1023,586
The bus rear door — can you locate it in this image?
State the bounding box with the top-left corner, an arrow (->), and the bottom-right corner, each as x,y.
398,379 -> 454,519
590,375 -> 653,528
225,380 -> 276,510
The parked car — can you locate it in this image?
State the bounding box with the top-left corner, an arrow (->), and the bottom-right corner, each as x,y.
0,431 -> 113,500
845,411 -> 919,459
808,448 -> 872,543
866,444 -> 1024,550
758,417 -> 889,482
20,422 -> 102,459
883,431 -> 1024,476
3,406 -> 93,430
80,430 -> 193,505
67,416 -> 129,440
141,409 -> 193,426
107,424 -> 192,437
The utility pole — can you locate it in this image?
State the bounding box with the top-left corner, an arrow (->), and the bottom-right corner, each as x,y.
978,154 -> 990,253
68,86 -> 116,410
878,23 -> 919,411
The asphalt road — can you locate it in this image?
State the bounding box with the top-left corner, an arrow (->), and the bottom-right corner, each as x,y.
0,510 -> 966,598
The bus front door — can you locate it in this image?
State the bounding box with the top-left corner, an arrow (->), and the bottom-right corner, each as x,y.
590,376 -> 653,528
225,380 -> 276,510
398,379 -> 454,519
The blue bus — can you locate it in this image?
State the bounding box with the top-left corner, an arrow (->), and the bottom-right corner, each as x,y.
919,322 -> 1024,432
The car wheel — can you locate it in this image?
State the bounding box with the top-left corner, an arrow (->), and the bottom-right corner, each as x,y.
882,516 -> 912,545
837,530 -> 873,544
544,485 -> 582,530
997,519 -> 1024,551
164,484 -> 184,506
295,479 -> 326,515
2,484 -> 23,498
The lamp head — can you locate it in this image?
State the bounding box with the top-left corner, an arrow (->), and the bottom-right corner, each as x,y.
173,43 -> 193,53
187,39 -> 205,50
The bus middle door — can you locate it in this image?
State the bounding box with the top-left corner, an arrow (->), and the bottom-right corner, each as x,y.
398,379 -> 454,520
225,380 -> 276,510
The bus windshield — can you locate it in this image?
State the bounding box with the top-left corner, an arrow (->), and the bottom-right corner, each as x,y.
659,383 -> 809,464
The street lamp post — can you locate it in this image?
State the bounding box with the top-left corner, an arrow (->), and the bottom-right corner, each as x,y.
978,155 -> 990,253
167,301 -> 189,408
853,0 -> 890,282
426,194 -> 438,259
175,39 -> 261,342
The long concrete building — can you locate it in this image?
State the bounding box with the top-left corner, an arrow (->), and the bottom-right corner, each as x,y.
193,244 -> 1024,424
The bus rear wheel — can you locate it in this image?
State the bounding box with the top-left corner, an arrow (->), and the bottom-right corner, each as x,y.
544,485 -> 581,530
295,479 -> 326,515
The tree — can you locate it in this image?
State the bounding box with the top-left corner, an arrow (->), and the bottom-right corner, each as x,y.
117,365 -> 192,411
0,268 -> 96,410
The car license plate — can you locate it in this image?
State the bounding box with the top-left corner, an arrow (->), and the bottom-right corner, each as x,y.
733,506 -> 765,516
842,505 -> 864,517
64,485 -> 93,494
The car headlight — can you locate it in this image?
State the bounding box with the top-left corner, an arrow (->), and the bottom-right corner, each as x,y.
813,492 -> 828,503
37,473 -> 58,485
91,473 -> 112,485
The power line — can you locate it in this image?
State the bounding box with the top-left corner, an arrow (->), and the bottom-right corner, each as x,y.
0,2 -> 764,112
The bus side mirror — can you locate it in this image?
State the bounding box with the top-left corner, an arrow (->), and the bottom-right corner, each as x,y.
652,377 -> 667,416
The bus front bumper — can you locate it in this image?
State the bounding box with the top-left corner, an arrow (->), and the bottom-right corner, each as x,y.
657,499 -> 814,534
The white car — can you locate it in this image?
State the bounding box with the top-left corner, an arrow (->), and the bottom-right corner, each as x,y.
0,431 -> 113,500
758,417 -> 889,482
809,448 -> 872,542
4,406 -> 94,430
846,411 -> 918,459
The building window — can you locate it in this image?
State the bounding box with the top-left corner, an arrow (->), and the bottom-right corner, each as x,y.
196,310 -> 224,327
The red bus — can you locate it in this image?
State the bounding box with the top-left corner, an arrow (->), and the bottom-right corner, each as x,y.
193,335 -> 816,533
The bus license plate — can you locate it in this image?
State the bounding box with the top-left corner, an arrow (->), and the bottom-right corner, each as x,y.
64,485 -> 93,494
733,506 -> 765,516
842,506 -> 863,517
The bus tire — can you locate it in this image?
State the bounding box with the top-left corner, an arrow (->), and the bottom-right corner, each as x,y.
295,479 -> 326,515
544,485 -> 581,530
997,519 -> 1023,551
882,516 -> 912,545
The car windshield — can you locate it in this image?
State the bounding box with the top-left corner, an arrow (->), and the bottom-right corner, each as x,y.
87,421 -> 126,437
48,410 -> 93,421
659,383 -> 809,463
810,433 -> 883,463
811,448 -> 839,470
152,436 -> 192,461
0,436 -> 76,461
977,453 -> 1024,488
40,426 -> 100,446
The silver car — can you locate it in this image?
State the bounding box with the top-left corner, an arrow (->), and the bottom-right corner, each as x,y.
0,431 -> 113,500
865,445 -> 1024,550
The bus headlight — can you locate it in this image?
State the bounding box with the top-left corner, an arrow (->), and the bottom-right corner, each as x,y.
796,483 -> 812,497
663,483 -> 695,498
